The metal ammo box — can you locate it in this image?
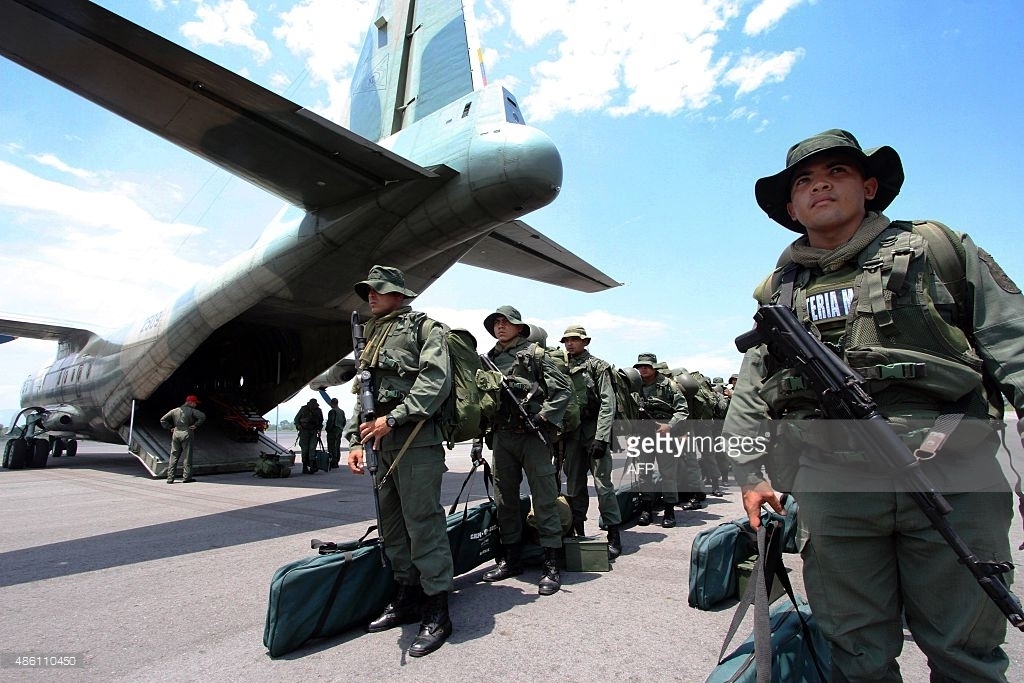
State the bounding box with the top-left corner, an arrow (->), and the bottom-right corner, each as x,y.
563,536 -> 610,572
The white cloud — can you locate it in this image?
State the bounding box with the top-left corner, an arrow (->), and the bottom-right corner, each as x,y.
723,49 -> 804,96
29,153 -> 96,181
181,0 -> 272,64
488,0 -> 804,121
744,0 -> 805,36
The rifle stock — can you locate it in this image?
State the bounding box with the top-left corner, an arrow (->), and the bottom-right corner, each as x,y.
351,310 -> 388,568
736,303 -> 1024,630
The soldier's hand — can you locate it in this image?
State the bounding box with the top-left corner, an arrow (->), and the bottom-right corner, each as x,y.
358,417 -> 392,451
655,422 -> 672,434
348,447 -> 365,474
587,440 -> 609,459
740,480 -> 784,529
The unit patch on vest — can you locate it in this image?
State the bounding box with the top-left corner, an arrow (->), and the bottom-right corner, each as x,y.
806,286 -> 855,323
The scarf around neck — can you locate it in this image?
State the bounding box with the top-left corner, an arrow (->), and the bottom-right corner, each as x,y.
784,212 -> 891,273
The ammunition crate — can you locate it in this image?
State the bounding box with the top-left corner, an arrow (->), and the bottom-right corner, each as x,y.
735,555 -> 786,604
563,536 -> 610,572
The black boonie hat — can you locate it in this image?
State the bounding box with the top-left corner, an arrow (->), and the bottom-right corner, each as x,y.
754,129 -> 904,233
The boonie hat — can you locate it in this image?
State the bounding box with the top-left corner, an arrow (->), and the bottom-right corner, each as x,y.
634,353 -> 658,368
754,129 -> 905,233
559,325 -> 591,344
354,265 -> 419,301
483,305 -> 531,338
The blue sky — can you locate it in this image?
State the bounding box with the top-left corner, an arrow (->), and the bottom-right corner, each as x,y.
2,0 -> 1023,427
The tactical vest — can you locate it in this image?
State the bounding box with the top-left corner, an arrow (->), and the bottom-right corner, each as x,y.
756,221 -> 989,422
359,311 -> 428,415
637,377 -> 680,421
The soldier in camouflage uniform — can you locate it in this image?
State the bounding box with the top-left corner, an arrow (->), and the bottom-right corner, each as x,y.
632,353 -> 688,527
559,325 -> 623,558
160,395 -> 206,483
343,265 -> 453,657
725,129 -> 1024,681
294,398 -> 323,473
480,306 -> 572,595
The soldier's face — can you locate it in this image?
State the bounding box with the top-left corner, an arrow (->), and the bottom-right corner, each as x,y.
492,316 -> 521,343
637,365 -> 656,382
786,152 -> 878,246
367,289 -> 405,316
563,337 -> 586,355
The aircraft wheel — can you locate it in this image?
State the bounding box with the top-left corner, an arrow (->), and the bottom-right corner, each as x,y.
51,437 -> 64,457
2,439 -> 13,468
65,439 -> 78,457
7,438 -> 28,469
30,438 -> 49,468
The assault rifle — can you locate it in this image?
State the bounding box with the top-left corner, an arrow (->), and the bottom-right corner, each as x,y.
479,353 -> 548,446
351,310 -> 388,568
736,303 -> 1024,630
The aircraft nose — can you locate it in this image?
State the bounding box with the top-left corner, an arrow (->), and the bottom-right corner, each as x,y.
467,124 -> 563,222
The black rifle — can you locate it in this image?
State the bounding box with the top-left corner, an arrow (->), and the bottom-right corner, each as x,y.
479,353 -> 548,446
736,303 -> 1024,630
351,310 -> 388,568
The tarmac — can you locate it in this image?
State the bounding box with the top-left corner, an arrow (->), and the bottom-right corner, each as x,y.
1,431 -> 1023,682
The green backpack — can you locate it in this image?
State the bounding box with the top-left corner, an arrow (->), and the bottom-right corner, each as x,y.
610,366 -> 641,421
254,453 -> 291,478
673,368 -> 717,420
532,346 -> 582,436
420,319 -> 495,448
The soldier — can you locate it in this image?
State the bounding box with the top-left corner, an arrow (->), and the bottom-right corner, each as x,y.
479,306 -> 572,595
293,398 -> 323,474
632,353 -> 688,527
325,397 -> 346,469
725,129 -> 1024,681
343,265 -> 454,657
559,325 -> 623,558
160,395 -> 206,484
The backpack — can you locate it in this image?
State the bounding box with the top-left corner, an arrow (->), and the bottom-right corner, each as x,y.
418,318 -> 495,448
673,369 -> 717,420
526,345 -> 582,436
254,452 -> 291,478
609,366 -> 641,421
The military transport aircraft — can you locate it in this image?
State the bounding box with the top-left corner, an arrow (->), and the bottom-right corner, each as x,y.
0,0 -> 618,476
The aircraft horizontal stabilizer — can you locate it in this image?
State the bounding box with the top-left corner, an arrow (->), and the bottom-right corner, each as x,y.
458,221 -> 621,293
0,0 -> 435,211
0,318 -> 93,351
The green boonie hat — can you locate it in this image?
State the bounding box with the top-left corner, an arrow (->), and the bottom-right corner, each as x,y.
354,265 -> 419,301
483,305 -> 531,338
559,324 -> 591,343
754,129 -> 905,233
634,352 -> 658,368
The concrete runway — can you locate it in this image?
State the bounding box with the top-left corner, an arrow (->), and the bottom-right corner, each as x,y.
1,434 -> 1023,682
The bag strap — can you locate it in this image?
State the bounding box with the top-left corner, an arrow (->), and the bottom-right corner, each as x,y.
375,420 -> 425,489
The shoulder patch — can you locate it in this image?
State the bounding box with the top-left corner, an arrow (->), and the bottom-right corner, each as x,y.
979,248 -> 1022,294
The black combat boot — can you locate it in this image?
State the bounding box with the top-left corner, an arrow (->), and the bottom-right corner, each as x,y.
482,544 -> 523,582
607,525 -> 622,560
662,503 -> 676,528
367,583 -> 423,632
637,501 -> 653,526
571,519 -> 585,537
538,547 -> 561,595
408,592 -> 452,657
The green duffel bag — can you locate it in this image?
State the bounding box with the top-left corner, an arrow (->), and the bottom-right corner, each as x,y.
263,536 -> 394,658
446,460 -> 501,576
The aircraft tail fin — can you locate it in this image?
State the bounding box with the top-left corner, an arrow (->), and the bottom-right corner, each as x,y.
349,0 -> 483,142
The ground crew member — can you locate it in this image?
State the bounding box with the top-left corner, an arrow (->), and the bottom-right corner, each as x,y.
724,128 -> 1023,681
343,265 -> 454,657
325,397 -> 346,469
160,395 -> 205,483
479,306 -> 572,595
293,398 -> 323,474
560,325 -> 623,558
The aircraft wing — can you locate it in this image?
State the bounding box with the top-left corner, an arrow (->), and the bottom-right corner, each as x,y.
0,318 -> 93,352
458,221 -> 622,293
0,0 -> 436,211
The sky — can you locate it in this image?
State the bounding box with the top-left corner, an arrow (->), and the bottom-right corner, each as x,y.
1,0 -> 1024,429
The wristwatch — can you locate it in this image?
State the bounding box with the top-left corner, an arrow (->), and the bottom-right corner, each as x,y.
385,415 -> 398,429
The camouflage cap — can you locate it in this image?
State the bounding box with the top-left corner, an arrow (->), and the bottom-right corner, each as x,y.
354,265 -> 419,301
483,305 -> 530,338
559,324 -> 591,344
633,352 -> 658,368
754,129 -> 904,233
